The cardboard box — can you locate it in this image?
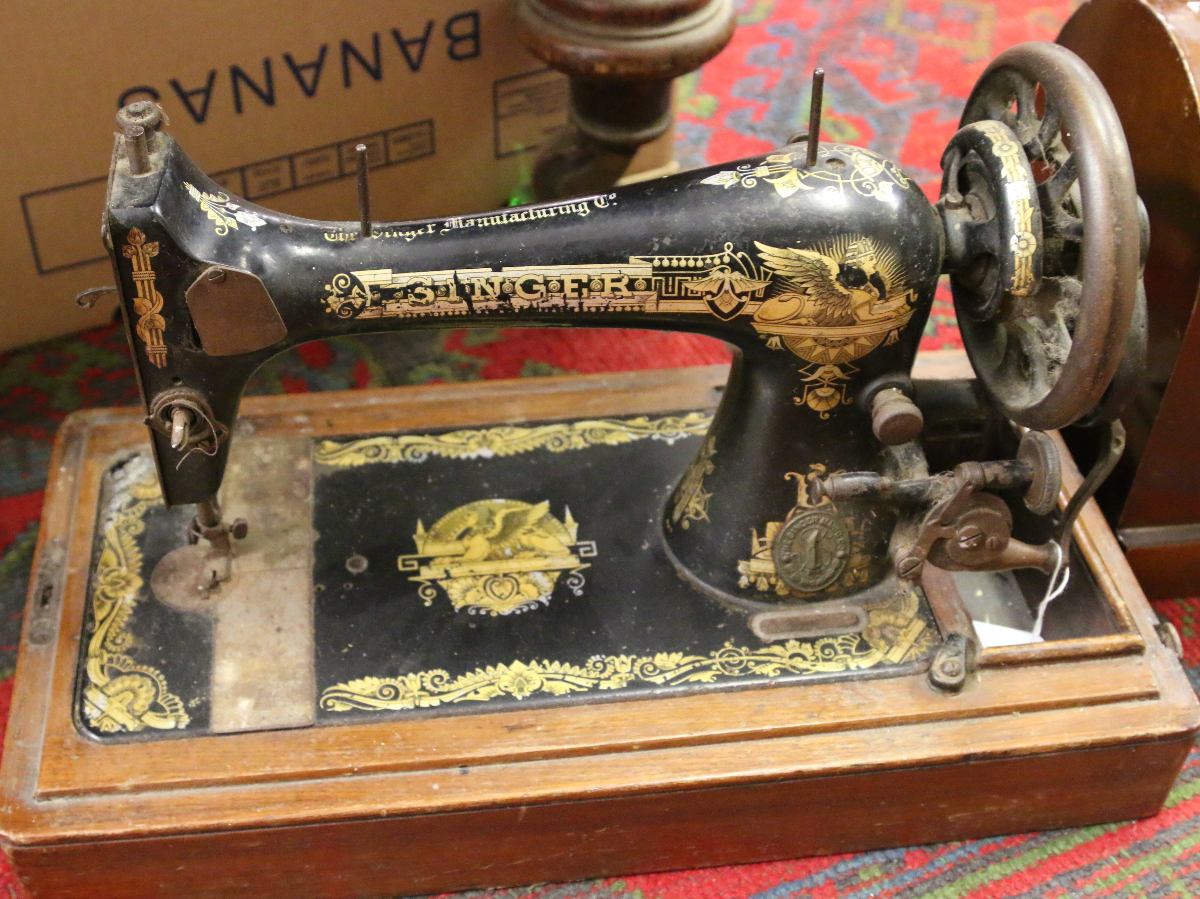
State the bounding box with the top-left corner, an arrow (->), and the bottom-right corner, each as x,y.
2,1 -> 673,352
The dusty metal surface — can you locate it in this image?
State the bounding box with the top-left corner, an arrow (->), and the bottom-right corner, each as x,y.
951,42 -> 1140,431
209,436 -> 316,733
149,437 -> 316,733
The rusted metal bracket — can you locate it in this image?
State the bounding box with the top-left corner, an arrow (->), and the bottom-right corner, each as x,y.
815,430 -> 1063,583
921,564 -> 980,692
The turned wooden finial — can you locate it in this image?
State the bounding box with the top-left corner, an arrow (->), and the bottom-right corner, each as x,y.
517,0 -> 736,197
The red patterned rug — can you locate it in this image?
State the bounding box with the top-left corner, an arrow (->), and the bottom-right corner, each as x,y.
4,0 -> 1197,896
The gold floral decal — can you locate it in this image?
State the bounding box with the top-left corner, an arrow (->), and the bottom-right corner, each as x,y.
121,228 -> 167,368
315,413 -> 713,467
81,462 -> 190,733
184,182 -> 266,236
974,121 -> 1038,296
401,500 -> 595,616
669,434 -> 716,530
320,589 -> 931,712
701,145 -> 912,201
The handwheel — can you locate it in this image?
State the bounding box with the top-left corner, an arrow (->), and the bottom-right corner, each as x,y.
940,42 -> 1140,431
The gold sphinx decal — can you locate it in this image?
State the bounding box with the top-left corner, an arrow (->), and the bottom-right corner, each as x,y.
754,235 -> 915,416
400,499 -> 596,616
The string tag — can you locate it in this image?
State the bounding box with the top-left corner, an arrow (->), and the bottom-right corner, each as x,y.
1032,542 -> 1071,639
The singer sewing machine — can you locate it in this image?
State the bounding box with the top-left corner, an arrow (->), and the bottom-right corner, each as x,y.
0,41 -> 1195,899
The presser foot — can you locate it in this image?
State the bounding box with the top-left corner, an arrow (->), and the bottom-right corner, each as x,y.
150,501 -> 248,607
150,544 -> 236,610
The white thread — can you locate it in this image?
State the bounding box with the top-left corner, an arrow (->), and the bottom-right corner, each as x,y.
1032,542 -> 1070,639
170,400 -> 229,469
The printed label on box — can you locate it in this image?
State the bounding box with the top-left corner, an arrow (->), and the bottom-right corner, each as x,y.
493,69 -> 569,159
20,119 -> 436,275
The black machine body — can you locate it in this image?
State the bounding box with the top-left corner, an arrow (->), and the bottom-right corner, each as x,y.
102,42 -> 1142,649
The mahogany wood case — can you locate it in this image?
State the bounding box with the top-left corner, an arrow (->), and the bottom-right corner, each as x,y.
1060,0 -> 1200,596
0,367 -> 1195,899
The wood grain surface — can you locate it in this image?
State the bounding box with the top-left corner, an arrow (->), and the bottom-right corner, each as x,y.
1,362 -> 1194,899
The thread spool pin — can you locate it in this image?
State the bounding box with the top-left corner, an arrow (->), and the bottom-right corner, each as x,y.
806,68 -> 825,169
356,144 -> 372,239
124,125 -> 151,175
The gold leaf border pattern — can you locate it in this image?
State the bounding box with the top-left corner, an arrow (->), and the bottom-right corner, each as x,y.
973,121 -> 1039,296
81,461 -> 190,733
320,590 -> 935,712
314,413 -> 714,467
121,228 -> 167,369
700,145 -> 912,201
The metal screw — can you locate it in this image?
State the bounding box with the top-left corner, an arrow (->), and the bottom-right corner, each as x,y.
345,554 -> 369,574
28,619 -> 54,646
938,658 -> 963,678
897,556 -> 923,579
208,269 -> 227,284
231,519 -> 249,540
942,189 -> 967,210
956,524 -> 984,549
199,567 -> 223,592
116,100 -> 164,133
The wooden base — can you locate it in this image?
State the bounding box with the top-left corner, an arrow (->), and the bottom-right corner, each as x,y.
2,364 -> 1196,899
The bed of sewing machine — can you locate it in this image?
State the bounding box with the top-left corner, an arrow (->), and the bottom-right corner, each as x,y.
1,40 -> 1197,899
0,360 -> 1192,899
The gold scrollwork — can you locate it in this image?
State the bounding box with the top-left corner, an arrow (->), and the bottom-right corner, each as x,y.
121,228 -> 167,369
319,587 -> 931,713
669,434 -> 716,530
314,233 -> 918,425
81,462 -> 190,733
314,231 -> 920,421
184,182 -> 266,236
701,145 -> 912,201
314,413 -> 713,467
